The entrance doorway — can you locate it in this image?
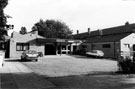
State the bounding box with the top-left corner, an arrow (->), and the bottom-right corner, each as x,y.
133,44 -> 135,51
45,44 -> 56,55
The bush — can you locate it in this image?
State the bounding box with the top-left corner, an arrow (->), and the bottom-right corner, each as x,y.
118,56 -> 135,74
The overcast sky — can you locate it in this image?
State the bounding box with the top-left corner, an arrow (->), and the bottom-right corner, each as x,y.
4,0 -> 135,34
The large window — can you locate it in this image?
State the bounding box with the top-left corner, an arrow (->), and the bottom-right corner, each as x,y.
16,43 -> 29,51
102,44 -> 111,48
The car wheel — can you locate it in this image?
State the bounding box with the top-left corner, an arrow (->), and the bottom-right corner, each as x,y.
21,57 -> 24,61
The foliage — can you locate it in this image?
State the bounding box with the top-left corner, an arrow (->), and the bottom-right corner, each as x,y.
0,0 -> 9,40
117,56 -> 135,74
0,0 -> 8,9
19,26 -> 27,35
32,19 -> 73,39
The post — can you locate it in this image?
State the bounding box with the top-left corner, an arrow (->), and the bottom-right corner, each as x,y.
55,43 -> 58,55
0,50 -> 5,68
66,45 -> 68,54
70,43 -> 73,54
60,43 -> 62,56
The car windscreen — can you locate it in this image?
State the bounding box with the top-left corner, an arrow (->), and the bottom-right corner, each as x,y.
27,50 -> 37,54
92,50 -> 97,53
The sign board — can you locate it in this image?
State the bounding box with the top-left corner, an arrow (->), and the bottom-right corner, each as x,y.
68,40 -> 74,43
56,39 -> 66,42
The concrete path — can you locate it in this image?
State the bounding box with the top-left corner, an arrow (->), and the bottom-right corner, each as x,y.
0,59 -> 55,89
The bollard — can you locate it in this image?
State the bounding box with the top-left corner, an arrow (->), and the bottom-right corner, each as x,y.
0,50 -> 5,68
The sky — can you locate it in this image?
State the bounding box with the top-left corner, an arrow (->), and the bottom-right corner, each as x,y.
4,0 -> 135,35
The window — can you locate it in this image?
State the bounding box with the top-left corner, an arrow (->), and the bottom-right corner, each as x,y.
124,43 -> 130,48
16,43 -> 29,51
102,44 -> 111,48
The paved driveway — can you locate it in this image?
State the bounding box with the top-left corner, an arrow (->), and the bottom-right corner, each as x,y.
22,55 -> 118,77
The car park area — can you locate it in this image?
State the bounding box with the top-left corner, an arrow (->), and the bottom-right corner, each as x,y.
22,55 -> 117,77
2,55 -> 135,89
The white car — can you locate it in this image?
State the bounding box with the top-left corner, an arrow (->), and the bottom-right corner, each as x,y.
21,50 -> 39,61
86,50 -> 104,58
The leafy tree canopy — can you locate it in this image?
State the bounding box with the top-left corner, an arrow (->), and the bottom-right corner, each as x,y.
19,26 -> 27,35
0,0 -> 9,40
32,19 -> 73,39
0,0 -> 8,9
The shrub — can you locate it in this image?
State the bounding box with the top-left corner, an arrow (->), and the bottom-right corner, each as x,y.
118,56 -> 135,74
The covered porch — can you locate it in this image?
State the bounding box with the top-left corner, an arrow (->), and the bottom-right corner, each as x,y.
37,38 -> 82,56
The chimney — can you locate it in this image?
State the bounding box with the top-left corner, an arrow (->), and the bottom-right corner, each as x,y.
88,28 -> 90,34
125,21 -> 129,26
77,30 -> 79,34
99,29 -> 103,36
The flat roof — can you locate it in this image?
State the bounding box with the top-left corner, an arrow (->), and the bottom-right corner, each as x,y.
37,38 -> 82,43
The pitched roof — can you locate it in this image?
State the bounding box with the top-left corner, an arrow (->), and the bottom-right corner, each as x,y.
73,23 -> 135,41
11,31 -> 45,43
86,33 -> 131,43
99,23 -> 135,36
73,32 -> 88,39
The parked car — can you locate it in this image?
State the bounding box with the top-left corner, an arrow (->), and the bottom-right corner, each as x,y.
86,50 -> 104,58
21,50 -> 39,61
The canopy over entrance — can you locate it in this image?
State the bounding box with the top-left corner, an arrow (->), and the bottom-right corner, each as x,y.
37,38 -> 82,55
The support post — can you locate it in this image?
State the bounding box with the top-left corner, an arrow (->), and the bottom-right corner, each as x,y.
55,43 -> 58,55
60,43 -> 62,56
70,43 -> 73,54
66,45 -> 68,54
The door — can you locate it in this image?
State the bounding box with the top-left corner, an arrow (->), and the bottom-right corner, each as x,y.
133,44 -> 135,59
45,44 -> 56,55
133,44 -> 135,51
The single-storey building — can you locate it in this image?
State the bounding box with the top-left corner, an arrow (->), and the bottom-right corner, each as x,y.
73,22 -> 135,58
7,31 -> 82,58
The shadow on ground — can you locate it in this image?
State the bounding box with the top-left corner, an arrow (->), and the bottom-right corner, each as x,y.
46,72 -> 135,89
5,59 -> 21,62
0,72 -> 55,89
1,70 -> 135,89
67,54 -> 98,59
5,59 -> 36,62
67,54 -> 116,61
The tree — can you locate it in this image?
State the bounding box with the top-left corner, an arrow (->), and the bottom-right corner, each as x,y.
0,0 -> 10,40
32,19 -> 73,39
19,26 -> 27,35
